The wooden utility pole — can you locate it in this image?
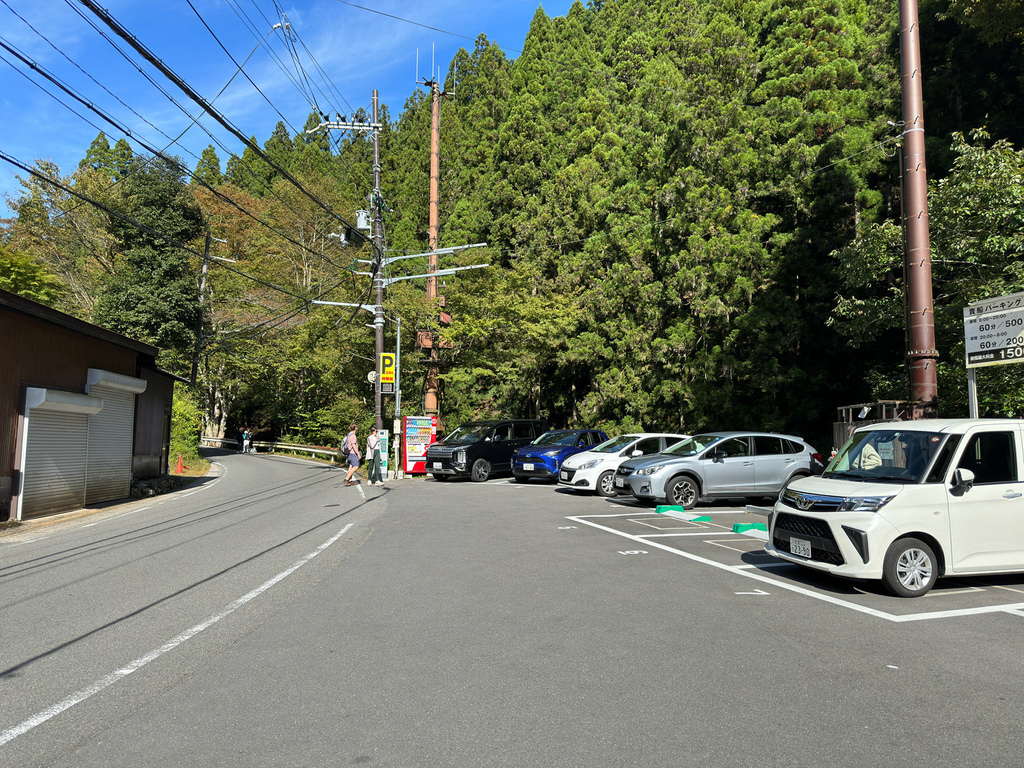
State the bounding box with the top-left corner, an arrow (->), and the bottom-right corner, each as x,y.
899,0 -> 939,417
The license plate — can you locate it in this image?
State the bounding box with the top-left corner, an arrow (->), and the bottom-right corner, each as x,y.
790,537 -> 812,558
523,463 -> 534,471
615,476 -> 625,488
432,462 -> 442,469
559,471 -> 568,480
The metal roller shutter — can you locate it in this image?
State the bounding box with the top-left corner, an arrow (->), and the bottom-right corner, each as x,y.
22,410 -> 89,519
85,370 -> 147,504
85,385 -> 135,502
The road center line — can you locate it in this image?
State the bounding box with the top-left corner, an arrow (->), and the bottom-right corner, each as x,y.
0,522 -> 354,748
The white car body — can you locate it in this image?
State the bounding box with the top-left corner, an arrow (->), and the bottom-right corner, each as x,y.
765,418 -> 1024,597
557,433 -> 688,496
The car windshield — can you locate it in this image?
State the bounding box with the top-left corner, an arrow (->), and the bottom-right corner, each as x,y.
591,435 -> 639,453
663,434 -> 722,457
533,431 -> 580,446
442,424 -> 492,443
825,429 -> 946,483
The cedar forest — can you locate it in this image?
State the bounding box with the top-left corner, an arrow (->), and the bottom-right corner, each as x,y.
2,0 -> 1023,455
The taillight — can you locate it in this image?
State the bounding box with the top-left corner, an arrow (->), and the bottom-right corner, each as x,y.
812,452 -> 823,465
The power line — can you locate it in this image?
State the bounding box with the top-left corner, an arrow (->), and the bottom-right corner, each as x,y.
0,36 -> 361,275
76,0 -> 371,250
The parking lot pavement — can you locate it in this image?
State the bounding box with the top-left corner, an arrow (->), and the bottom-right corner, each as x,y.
566,501 -> 1024,623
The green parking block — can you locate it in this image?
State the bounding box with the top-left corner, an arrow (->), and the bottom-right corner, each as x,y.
655,505 -> 687,515
691,516 -> 711,522
732,523 -> 768,534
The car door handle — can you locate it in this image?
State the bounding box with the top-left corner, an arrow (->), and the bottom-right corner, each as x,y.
1003,491 -> 1023,499
743,461 -> 753,466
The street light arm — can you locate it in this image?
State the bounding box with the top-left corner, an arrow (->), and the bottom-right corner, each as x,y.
380,263 -> 489,288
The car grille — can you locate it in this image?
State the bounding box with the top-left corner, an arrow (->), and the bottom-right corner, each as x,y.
616,466 -> 633,477
426,445 -> 455,459
773,512 -> 845,566
560,468 -> 576,482
781,488 -> 845,512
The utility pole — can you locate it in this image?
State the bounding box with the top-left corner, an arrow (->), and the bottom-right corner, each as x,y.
900,0 -> 939,418
307,93 -> 385,428
371,90 -> 385,430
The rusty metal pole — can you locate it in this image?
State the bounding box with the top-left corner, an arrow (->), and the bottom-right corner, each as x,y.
424,79 -> 441,415
900,0 -> 939,418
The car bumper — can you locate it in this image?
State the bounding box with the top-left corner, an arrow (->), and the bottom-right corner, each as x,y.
558,466 -> 595,489
513,459 -> 558,480
425,456 -> 470,477
764,504 -> 899,580
614,472 -> 665,500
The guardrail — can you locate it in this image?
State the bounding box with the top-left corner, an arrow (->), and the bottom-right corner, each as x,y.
257,442 -> 340,461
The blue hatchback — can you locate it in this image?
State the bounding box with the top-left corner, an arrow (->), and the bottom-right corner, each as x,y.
512,429 -> 608,483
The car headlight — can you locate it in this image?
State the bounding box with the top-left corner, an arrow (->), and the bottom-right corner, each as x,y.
543,450 -> 562,458
837,495 -> 895,512
456,450 -> 466,464
635,465 -> 665,476
578,458 -> 602,470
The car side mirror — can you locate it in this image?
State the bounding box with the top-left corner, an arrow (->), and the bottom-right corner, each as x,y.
484,436 -> 492,442
631,449 -> 643,457
953,467 -> 975,491
713,450 -> 727,461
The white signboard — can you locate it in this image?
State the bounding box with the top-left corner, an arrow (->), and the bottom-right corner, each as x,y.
963,292 -> 1024,368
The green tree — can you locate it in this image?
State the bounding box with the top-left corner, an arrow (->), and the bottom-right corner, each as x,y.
93,155 -> 204,356
0,243 -> 65,305
832,131 -> 1024,416
193,145 -> 223,186
80,132 -> 113,174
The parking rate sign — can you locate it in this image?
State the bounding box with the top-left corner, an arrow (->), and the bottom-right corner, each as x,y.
379,353 -> 396,383
964,292 -> 1024,368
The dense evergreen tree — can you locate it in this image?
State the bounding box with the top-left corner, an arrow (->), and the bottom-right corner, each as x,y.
93,155 -> 204,354
193,145 -> 223,186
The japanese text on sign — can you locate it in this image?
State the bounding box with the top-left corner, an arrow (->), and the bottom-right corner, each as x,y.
964,292 -> 1024,368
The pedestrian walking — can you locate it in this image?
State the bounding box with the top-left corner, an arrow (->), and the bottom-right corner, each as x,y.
366,426 -> 383,486
343,422 -> 361,485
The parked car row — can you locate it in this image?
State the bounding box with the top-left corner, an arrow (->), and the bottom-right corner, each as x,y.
425,420 -> 824,506
428,416 -> 1024,599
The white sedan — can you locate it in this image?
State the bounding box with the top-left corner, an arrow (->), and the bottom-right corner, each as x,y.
557,433 -> 689,497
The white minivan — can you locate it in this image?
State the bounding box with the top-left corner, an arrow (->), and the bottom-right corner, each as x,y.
764,419 -> 1024,597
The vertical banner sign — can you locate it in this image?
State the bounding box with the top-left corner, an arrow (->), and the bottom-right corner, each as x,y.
402,415 -> 437,473
379,353 -> 396,394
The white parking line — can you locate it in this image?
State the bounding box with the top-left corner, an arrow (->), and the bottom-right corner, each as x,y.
567,514 -> 1024,623
0,522 -> 354,747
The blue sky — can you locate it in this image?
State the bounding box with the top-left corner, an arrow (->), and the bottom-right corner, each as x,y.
0,0 -> 577,212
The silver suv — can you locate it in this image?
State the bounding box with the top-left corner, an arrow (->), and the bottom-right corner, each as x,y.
614,431 -> 823,506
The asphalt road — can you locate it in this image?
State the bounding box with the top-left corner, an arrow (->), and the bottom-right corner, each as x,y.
2,450 -> 1024,767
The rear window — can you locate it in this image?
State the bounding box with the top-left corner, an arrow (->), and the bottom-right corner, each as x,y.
754,437 -> 784,455
513,422 -> 535,439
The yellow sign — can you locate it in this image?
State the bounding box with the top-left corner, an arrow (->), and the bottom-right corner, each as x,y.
379,353 -> 396,384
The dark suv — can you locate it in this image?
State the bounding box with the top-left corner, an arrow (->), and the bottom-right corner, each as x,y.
426,419 -> 549,482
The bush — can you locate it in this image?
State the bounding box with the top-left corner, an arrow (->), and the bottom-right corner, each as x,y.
171,384 -> 204,465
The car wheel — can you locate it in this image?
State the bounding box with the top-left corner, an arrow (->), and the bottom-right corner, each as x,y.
666,476 -> 698,507
596,470 -> 617,497
882,537 -> 938,597
431,474 -> 448,482
471,459 -> 491,482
